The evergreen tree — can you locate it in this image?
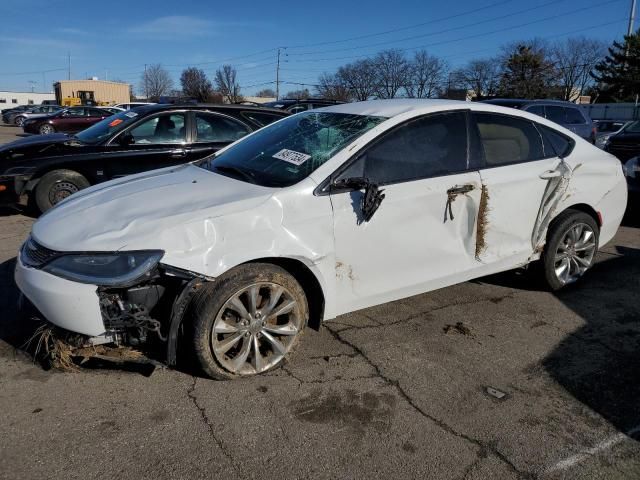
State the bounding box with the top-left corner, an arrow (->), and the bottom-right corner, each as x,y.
592,31 -> 640,102
498,44 -> 554,99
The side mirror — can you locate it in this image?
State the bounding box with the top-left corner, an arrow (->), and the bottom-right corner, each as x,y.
332,176 -> 385,223
118,133 -> 134,146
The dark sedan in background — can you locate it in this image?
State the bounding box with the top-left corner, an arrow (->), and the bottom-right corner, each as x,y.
22,106 -> 122,135
0,103 -> 288,213
604,120 -> 640,162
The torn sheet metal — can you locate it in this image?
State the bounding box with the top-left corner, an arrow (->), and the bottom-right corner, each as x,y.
531,161 -> 573,250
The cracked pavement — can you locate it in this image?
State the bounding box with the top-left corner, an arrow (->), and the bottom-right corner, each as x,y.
0,133 -> 638,478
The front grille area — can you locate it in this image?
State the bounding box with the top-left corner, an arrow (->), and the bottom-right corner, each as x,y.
21,237 -> 59,268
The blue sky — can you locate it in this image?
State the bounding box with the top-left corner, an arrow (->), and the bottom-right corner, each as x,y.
0,0 -> 634,95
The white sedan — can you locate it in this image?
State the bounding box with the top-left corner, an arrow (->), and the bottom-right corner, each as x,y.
15,99 -> 627,379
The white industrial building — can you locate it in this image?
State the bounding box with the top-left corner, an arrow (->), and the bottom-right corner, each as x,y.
0,90 -> 56,108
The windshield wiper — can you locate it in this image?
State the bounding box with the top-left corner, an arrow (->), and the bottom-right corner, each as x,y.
212,164 -> 256,184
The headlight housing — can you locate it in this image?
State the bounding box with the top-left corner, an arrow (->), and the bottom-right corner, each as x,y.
624,157 -> 639,179
41,250 -> 164,286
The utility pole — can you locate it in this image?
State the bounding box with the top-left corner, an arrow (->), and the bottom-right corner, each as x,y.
276,48 -> 282,100
144,64 -> 148,99
629,0 -> 637,36
275,47 -> 286,100
67,52 -> 71,80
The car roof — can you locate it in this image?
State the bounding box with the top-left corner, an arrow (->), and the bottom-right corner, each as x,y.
320,99 -> 475,117
482,98 -> 582,107
133,103 -> 288,115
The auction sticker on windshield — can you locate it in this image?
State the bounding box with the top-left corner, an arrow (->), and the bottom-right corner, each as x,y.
273,149 -> 311,166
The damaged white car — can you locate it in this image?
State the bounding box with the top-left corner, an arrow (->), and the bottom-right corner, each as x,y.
15,99 -> 627,379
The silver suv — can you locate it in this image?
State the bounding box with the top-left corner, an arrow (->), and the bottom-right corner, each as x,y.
481,99 -> 595,143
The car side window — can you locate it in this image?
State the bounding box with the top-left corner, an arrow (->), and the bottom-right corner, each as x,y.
89,108 -> 106,117
545,106 -> 566,124
241,111 -> 283,127
538,124 -> 573,157
338,112 -> 469,185
525,105 -> 545,117
195,113 -> 251,143
565,107 -> 586,125
128,113 -> 186,144
473,112 -> 545,167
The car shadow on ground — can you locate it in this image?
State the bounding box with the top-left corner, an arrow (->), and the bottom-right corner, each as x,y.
0,205 -> 36,219
479,241 -> 640,439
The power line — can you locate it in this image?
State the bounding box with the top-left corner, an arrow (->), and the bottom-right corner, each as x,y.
288,0 -> 570,57
286,0 -> 515,49
284,0 -> 625,66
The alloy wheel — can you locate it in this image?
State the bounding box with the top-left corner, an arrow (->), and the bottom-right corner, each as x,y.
553,222 -> 597,285
211,282 -> 303,375
40,124 -> 54,134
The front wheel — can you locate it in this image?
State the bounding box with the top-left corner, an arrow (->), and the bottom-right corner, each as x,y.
39,124 -> 55,134
14,116 -> 25,126
541,210 -> 599,290
190,263 -> 308,380
34,169 -> 90,213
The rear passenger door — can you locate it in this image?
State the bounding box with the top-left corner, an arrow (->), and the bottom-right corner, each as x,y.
472,112 -> 562,265
189,111 -> 252,160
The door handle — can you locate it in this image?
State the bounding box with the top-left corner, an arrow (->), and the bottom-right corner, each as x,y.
447,184 -> 475,195
539,170 -> 562,179
170,149 -> 187,158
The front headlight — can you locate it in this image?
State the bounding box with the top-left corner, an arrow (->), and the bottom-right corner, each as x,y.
624,157 -> 639,178
596,135 -> 611,149
41,250 -> 164,286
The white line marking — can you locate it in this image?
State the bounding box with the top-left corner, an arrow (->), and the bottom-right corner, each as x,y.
546,425 -> 640,474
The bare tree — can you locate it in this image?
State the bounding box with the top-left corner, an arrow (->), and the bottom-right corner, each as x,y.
284,88 -> 311,99
451,58 -> 500,99
336,59 -> 377,101
551,37 -> 608,101
180,67 -> 213,102
405,50 -> 448,98
140,64 -> 173,101
214,65 -> 242,103
316,72 -> 352,101
373,49 -> 410,99
255,88 -> 276,98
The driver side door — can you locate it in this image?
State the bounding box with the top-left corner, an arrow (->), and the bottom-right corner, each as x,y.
103,112 -> 190,179
329,111 -> 484,314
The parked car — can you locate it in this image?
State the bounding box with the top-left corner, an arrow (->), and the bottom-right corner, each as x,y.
113,102 -> 154,110
41,100 -> 59,106
2,105 -> 35,123
481,99 -> 596,143
0,104 -> 289,212
263,98 -> 345,114
603,119 -> 640,162
10,105 -> 63,126
14,99 -> 627,379
623,156 -> 640,196
22,106 -> 119,135
594,120 -> 630,149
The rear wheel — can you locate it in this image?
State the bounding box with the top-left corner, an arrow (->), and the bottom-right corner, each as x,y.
39,124 -> 55,134
34,169 -> 90,213
14,116 -> 25,126
541,210 -> 599,290
190,263 -> 308,380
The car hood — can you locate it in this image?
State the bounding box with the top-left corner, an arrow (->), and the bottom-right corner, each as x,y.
32,164 -> 275,253
0,133 -> 69,152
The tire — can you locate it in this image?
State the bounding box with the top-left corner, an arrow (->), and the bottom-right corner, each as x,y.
190,263 -> 308,380
39,124 -> 55,134
34,169 -> 90,213
541,209 -> 599,291
14,116 -> 25,126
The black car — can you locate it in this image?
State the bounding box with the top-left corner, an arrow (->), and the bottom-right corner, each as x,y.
604,120 -> 640,162
2,105 -> 35,123
0,104 -> 289,213
262,98 -> 344,114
